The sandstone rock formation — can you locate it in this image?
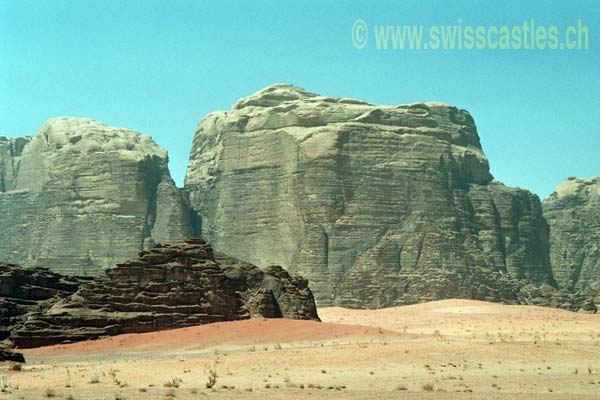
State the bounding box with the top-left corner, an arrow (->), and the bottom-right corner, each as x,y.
0,262 -> 82,341
0,119 -> 194,276
11,239 -> 319,348
0,262 -> 82,362
543,177 -> 600,296
185,84 -> 555,307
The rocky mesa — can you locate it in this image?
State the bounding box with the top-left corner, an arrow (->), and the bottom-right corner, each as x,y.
0,118 -> 195,276
185,84 -> 556,308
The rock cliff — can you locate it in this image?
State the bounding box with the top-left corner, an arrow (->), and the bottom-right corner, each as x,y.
10,239 -> 319,348
185,84 -> 555,307
543,177 -> 600,294
0,118 -> 194,276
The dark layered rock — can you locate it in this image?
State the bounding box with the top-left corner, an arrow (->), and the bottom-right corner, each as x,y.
0,118 -> 194,276
0,344 -> 24,363
543,177 -> 600,307
0,262 -> 82,341
184,84 -> 555,307
10,239 -> 319,348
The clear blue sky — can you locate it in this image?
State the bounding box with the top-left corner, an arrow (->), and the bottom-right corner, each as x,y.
1,0 -> 598,199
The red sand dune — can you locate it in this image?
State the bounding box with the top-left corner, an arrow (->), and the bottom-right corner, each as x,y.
23,318 -> 403,357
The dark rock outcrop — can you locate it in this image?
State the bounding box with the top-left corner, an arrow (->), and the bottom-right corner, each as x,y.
0,118 -> 194,276
0,262 -> 82,341
0,344 -> 24,363
543,177 -> 600,307
10,239 -> 319,348
184,84 -> 555,307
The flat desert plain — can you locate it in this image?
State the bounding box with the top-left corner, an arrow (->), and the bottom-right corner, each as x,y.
1,299 -> 600,399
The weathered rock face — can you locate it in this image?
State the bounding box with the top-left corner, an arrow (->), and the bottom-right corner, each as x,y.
543,177 -> 600,294
0,118 -> 194,276
11,239 -> 319,348
185,84 -> 554,307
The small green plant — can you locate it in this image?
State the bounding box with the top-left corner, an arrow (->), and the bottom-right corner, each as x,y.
0,375 -> 8,393
10,363 -> 22,372
205,364 -> 218,389
164,377 -> 182,388
422,383 -> 434,392
89,370 -> 100,384
65,367 -> 72,388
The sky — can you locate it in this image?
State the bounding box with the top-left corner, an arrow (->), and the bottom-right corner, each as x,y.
1,0 -> 598,200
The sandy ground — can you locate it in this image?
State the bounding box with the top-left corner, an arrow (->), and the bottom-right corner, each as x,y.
1,299 -> 599,399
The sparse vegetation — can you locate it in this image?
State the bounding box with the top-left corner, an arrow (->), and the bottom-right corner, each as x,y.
0,375 -> 8,393
45,388 -> 57,397
65,367 -> 72,388
205,363 -> 218,389
10,363 -> 22,371
164,377 -> 182,388
89,370 -> 100,384
422,383 -> 434,392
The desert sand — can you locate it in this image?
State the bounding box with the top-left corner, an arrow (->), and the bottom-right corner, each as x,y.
1,299 -> 599,399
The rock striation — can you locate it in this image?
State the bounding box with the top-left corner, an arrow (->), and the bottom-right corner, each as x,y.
543,177 -> 600,297
0,118 -> 194,276
10,239 -> 319,348
185,84 -> 555,307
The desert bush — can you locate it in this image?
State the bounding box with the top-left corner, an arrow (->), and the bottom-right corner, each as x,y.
164,377 -> 182,388
10,363 -> 22,371
89,370 -> 100,384
205,364 -> 218,389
